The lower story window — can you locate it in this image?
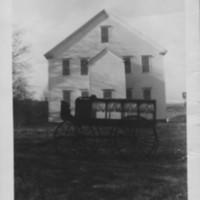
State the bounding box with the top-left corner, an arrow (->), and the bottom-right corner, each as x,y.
63,90 -> 71,104
81,90 -> 89,97
126,88 -> 132,99
143,88 -> 151,100
103,89 -> 113,99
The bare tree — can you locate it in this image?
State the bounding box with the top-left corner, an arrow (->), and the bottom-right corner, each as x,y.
12,29 -> 32,100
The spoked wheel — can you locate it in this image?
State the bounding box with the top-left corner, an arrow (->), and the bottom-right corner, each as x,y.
111,116 -> 158,159
94,126 -> 114,155
79,125 -> 98,154
54,120 -> 83,157
110,123 -> 130,156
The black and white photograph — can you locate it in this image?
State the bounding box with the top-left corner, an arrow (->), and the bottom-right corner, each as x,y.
1,0 -> 200,199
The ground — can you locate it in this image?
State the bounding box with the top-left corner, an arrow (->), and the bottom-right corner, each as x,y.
14,114 -> 187,200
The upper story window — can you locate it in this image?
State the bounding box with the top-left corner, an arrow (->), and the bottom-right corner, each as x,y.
123,57 -> 131,74
62,59 -> 70,75
81,89 -> 89,97
63,90 -> 71,104
143,88 -> 151,100
126,88 -> 132,99
80,59 -> 88,75
101,26 -> 109,43
103,89 -> 113,99
142,55 -> 151,73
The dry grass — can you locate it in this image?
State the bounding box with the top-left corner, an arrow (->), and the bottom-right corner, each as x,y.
14,121 -> 187,200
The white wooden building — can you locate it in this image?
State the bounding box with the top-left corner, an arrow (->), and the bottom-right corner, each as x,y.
44,10 -> 167,121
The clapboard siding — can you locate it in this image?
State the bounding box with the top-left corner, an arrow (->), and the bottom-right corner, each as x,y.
45,10 -> 167,121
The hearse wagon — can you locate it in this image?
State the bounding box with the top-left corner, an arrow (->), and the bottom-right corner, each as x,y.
54,96 -> 158,159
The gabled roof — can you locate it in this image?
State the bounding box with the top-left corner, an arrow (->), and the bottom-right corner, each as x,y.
44,10 -> 109,58
89,48 -> 122,65
44,9 -> 167,59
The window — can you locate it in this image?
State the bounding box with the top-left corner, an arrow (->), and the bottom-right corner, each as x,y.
62,59 -> 70,75
63,90 -> 71,104
126,88 -> 132,99
101,26 -> 109,43
103,89 -> 113,99
142,56 -> 151,73
81,90 -> 89,97
81,59 -> 88,75
123,57 -> 131,74
143,88 -> 151,100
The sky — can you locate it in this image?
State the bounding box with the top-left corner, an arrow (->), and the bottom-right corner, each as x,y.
13,0 -> 185,103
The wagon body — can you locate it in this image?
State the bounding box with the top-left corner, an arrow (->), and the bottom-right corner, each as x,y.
62,96 -> 156,125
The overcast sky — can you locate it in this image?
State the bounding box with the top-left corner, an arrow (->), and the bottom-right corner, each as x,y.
13,0 -> 185,103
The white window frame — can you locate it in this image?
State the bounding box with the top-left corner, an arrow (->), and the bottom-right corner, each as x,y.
103,89 -> 113,99
80,58 -> 89,75
62,59 -> 70,75
142,88 -> 152,100
142,55 -> 152,73
101,26 -> 110,43
81,89 -> 89,97
123,57 -> 132,74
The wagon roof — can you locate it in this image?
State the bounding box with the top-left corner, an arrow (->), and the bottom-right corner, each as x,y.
44,9 -> 167,59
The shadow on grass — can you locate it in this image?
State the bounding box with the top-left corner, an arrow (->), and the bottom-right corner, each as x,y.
14,122 -> 187,200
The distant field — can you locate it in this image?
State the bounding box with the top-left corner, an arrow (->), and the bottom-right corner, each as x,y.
166,103 -> 186,121
14,120 -> 187,200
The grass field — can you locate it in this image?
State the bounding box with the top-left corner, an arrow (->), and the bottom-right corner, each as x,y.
14,121 -> 187,200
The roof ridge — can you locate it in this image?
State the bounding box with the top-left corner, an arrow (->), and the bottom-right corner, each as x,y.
44,9 -> 108,58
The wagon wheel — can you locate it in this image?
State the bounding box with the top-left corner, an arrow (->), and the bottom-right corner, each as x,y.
79,125 -> 98,154
128,122 -> 158,159
110,122 -> 130,156
54,120 -> 84,157
111,116 -> 158,159
94,126 -> 114,155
